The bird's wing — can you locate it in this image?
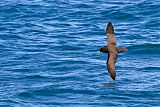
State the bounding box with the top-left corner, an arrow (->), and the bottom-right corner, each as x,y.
106,22 -> 117,45
107,52 -> 117,80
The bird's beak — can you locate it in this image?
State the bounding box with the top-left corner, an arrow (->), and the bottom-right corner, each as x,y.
97,51 -> 100,54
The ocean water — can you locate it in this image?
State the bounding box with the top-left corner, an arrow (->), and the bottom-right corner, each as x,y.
0,0 -> 160,106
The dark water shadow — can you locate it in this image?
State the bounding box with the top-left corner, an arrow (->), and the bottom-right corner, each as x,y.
102,81 -> 117,88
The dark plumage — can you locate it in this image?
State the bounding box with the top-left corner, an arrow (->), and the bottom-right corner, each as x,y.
99,22 -> 128,80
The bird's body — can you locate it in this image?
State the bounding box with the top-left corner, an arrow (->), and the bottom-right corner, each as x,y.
99,22 -> 128,80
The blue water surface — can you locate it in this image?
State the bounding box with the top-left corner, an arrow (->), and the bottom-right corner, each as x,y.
0,0 -> 160,106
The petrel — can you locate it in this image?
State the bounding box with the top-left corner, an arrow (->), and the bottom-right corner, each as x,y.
99,22 -> 128,80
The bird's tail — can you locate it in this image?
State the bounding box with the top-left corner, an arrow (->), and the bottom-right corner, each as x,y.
117,48 -> 128,53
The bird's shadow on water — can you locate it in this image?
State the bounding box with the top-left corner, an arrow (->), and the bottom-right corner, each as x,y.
102,81 -> 117,88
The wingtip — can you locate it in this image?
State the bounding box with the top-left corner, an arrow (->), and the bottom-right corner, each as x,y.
106,22 -> 114,34
109,70 -> 116,80
108,22 -> 112,25
111,74 -> 116,80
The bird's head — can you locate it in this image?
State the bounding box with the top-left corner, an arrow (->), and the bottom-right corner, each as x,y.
98,46 -> 108,53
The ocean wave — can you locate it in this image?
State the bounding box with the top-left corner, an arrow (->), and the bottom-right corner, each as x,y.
127,43 -> 160,54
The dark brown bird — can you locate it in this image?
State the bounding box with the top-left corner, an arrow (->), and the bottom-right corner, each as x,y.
99,22 -> 128,80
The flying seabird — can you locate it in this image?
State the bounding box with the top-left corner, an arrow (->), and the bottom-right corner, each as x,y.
99,22 -> 128,80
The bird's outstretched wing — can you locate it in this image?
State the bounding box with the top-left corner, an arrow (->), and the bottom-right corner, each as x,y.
107,52 -> 117,80
106,22 -> 117,45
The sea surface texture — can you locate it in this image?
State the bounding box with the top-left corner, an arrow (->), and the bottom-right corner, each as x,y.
0,0 -> 160,106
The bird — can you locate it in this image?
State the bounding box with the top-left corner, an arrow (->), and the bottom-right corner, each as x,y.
99,22 -> 128,80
